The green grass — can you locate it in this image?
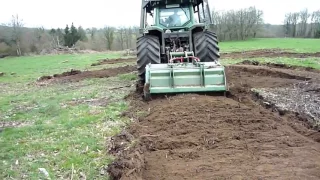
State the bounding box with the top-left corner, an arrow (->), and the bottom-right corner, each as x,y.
220,38 -> 320,53
118,73 -> 138,81
0,77 -> 133,179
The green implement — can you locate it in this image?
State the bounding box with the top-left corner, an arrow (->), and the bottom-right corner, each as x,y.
143,52 -> 227,99
145,62 -> 227,94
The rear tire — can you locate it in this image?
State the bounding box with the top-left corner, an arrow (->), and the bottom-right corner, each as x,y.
136,35 -> 161,83
193,30 -> 220,62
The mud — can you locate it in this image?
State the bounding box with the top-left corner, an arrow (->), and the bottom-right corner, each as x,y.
37,65 -> 136,83
91,58 -> 136,66
107,64 -> 320,180
222,49 -> 320,59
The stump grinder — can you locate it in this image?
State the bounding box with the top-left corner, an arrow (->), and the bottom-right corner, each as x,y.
136,0 -> 227,100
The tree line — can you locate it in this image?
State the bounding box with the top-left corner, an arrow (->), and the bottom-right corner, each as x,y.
211,7 -> 320,40
0,15 -> 140,56
284,9 -> 320,38
211,7 -> 264,41
0,8 -> 319,56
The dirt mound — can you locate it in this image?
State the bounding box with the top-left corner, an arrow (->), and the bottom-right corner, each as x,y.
239,60 -> 320,73
38,65 -> 136,83
107,65 -> 320,180
222,49 -> 320,59
91,58 -> 136,66
54,69 -> 82,77
227,65 -> 311,81
225,65 -> 314,93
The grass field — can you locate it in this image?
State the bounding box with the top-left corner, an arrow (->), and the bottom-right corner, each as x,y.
220,38 -> 320,53
1,78 -> 131,179
0,38 -> 320,179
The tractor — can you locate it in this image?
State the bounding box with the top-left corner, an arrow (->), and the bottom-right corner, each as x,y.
136,0 -> 227,100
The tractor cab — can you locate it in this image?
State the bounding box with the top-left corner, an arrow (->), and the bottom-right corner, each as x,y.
141,0 -> 213,32
158,5 -> 192,28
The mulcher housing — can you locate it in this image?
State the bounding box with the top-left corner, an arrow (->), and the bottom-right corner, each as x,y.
137,0 -> 227,98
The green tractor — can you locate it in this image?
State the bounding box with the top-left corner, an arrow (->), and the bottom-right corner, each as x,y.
137,0 -> 227,100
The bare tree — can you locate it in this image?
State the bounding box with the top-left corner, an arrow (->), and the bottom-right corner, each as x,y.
284,12 -> 300,37
284,13 -> 293,37
283,9 -> 320,38
291,13 -> 300,37
34,27 -> 45,42
131,26 -> 140,38
211,7 -> 263,41
238,9 -> 245,40
124,27 -> 133,49
31,27 -> 45,53
251,8 -> 264,38
10,14 -> 24,56
103,26 -> 115,50
49,28 -> 61,48
117,27 -> 125,50
310,10 -> 320,38
298,9 -> 309,37
87,28 -> 97,40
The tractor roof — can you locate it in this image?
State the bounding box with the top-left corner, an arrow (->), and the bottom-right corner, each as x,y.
142,0 -> 206,12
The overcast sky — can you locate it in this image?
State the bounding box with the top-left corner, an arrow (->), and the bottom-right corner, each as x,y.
0,0 -> 319,29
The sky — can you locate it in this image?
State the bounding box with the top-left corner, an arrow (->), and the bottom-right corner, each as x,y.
0,0 -> 319,29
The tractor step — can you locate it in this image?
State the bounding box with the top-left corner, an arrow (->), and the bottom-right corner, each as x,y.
144,61 -> 227,95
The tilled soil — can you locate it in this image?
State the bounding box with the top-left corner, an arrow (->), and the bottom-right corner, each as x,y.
91,58 -> 136,66
37,65 -> 136,83
107,64 -> 320,180
222,49 -> 320,59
